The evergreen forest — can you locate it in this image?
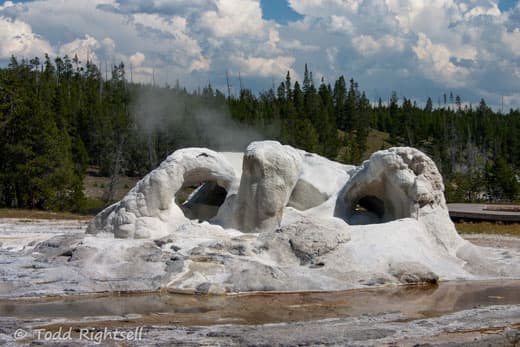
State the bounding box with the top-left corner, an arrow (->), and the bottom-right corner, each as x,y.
1,55 -> 519,212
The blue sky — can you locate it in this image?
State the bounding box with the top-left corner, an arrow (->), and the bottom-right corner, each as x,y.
0,0 -> 519,109
261,0 -> 303,24
498,0 -> 517,11
265,0 -> 518,22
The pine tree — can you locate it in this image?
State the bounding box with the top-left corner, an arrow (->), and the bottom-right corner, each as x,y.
425,97 -> 433,112
333,76 -> 347,130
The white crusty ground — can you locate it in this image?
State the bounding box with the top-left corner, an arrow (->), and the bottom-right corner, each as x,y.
1,142 -> 519,298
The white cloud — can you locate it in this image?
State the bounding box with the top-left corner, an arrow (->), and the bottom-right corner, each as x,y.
463,3 -> 501,19
0,1 -> 14,11
285,0 -> 518,106
198,0 -> 265,38
231,55 -> 297,78
189,57 -> 211,72
0,16 -> 54,58
352,34 -> 405,56
59,35 -> 101,63
413,32 -> 469,87
503,93 -> 520,110
326,46 -> 338,70
502,28 -> 520,57
281,39 -> 319,52
0,0 -> 518,108
288,0 -> 362,17
328,15 -> 354,33
132,13 -> 187,36
129,52 -> 145,67
130,13 -> 205,60
352,35 -> 380,55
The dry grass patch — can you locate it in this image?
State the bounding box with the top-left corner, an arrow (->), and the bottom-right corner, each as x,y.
456,222 -> 520,236
483,205 -> 520,212
0,209 -> 92,221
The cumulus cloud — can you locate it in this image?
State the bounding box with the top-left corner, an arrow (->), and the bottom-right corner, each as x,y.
352,34 -> 406,56
0,0 -> 518,108
132,13 -> 187,36
284,0 -> 519,108
129,52 -> 145,67
189,57 -> 211,72
198,0 -> 265,38
0,16 -> 54,58
59,35 -> 101,63
0,1 -> 14,11
413,32 -> 470,87
231,55 -> 297,78
288,0 -> 362,17
502,28 -> 520,57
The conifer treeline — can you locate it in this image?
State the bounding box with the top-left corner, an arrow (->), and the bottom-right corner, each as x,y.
0,56 -> 518,211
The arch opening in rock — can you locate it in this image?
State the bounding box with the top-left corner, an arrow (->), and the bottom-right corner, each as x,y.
357,195 -> 385,217
341,163 -> 417,225
177,181 -> 228,222
340,147 -> 448,227
344,178 -> 413,225
348,195 -> 386,225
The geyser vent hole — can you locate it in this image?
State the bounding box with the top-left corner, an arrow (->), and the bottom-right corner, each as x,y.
349,195 -> 385,225
357,196 -> 385,218
176,181 -> 227,222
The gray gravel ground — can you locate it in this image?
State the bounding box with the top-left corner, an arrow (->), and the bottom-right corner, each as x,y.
0,220 -> 519,346
0,305 -> 519,346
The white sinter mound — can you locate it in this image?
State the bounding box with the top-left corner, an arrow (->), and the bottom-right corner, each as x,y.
87,148 -> 238,239
22,141 -> 518,295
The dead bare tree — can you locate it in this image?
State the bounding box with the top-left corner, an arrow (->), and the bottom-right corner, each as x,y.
103,136 -> 125,203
